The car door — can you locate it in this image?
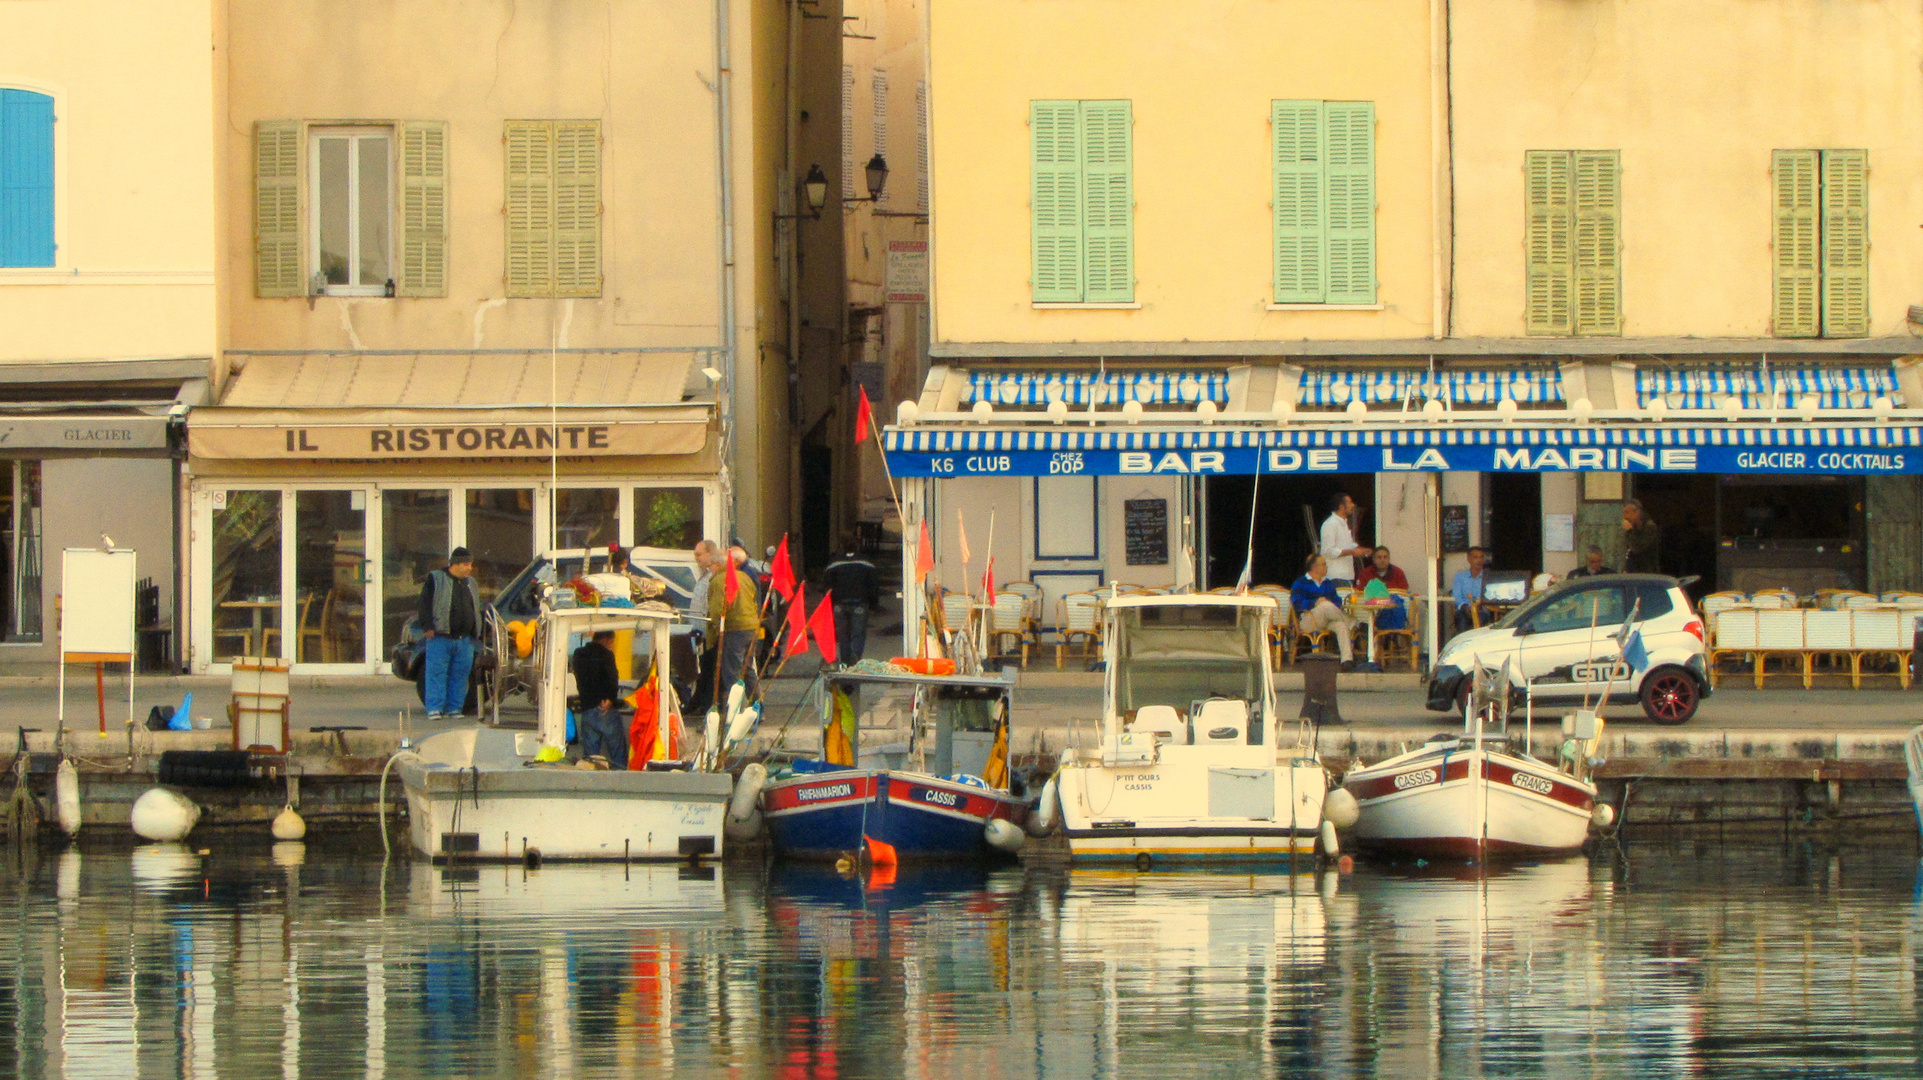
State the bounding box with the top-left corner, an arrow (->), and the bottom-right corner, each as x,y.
1513,583 -> 1629,699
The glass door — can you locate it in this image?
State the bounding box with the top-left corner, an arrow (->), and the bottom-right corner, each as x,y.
209,490 -> 283,664
293,490 -> 369,668
465,489 -> 535,604
381,490 -> 451,655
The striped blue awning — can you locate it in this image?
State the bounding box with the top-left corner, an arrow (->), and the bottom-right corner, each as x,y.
1637,365 -> 1899,410
1298,368 -> 1562,407
884,423 -> 1923,453
961,370 -> 1230,407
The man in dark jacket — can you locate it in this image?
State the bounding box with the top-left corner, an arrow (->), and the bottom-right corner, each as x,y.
821,535 -> 879,664
571,629 -> 626,768
417,547 -> 483,719
1622,500 -> 1661,574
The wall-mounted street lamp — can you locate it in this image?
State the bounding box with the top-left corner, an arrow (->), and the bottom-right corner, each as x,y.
846,154 -> 889,204
777,163 -> 832,221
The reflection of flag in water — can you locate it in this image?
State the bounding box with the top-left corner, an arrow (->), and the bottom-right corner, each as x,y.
824,687 -> 857,766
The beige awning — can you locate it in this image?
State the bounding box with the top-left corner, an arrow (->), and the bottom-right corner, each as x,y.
189,405 -> 710,460
219,351 -> 698,408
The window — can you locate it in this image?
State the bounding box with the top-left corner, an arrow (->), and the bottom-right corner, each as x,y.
0,89 -> 54,268
505,120 -> 602,298
253,120 -> 446,298
312,129 -> 392,296
633,487 -> 704,550
1773,149 -> 1867,338
1272,100 -> 1376,305
1,461 -> 40,642
1031,100 -> 1133,303
1527,585 -> 1626,635
1524,150 -> 1621,335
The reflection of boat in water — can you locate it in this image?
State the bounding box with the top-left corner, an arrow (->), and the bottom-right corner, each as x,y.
1052,596 -> 1329,862
407,860 -> 725,920
760,669 -> 1027,862
766,860 -> 1003,912
398,602 -> 733,862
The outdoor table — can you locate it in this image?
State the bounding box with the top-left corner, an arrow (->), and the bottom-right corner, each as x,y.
218,599 -> 279,657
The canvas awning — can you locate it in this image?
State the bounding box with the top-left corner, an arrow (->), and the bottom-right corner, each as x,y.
1636,364 -> 1899,411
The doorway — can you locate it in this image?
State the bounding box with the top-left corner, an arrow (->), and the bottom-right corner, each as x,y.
1204,474 -> 1375,588
1484,473 -> 1542,577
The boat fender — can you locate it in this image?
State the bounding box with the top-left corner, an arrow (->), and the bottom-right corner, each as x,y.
724,809 -> 763,841
1030,775 -> 1061,835
703,709 -> 721,760
985,818 -> 1025,853
1591,803 -> 1617,829
1321,787 -> 1360,829
272,804 -> 307,841
130,788 -> 200,842
728,763 -> 768,823
54,759 -> 81,837
725,702 -> 761,748
1318,820 -> 1340,859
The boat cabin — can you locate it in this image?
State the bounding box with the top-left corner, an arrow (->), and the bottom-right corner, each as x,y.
1103,595 -> 1282,769
536,602 -> 680,754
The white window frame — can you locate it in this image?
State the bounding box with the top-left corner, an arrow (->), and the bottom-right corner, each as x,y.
308,127 -> 394,297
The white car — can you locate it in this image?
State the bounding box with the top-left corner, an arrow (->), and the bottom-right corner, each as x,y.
1425,574 -> 1709,725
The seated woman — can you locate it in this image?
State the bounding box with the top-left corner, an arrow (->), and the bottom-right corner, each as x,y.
1290,554 -> 1355,670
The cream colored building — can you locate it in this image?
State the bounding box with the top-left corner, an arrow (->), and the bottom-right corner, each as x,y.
0,0 -> 217,671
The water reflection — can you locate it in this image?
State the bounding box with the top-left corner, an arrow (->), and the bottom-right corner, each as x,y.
0,837 -> 1918,1077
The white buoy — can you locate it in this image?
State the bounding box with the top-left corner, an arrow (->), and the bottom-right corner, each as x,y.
725,702 -> 761,748
1591,803 -> 1617,829
129,788 -> 200,842
272,804 -> 307,840
728,763 -> 768,823
985,818 -> 1025,853
1030,774 -> 1060,835
1321,787 -> 1360,829
54,759 -> 81,837
1318,820 -> 1340,858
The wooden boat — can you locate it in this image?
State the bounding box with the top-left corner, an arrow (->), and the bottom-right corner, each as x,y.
758,668 -> 1028,863
396,600 -> 733,862
1343,666 -> 1608,858
1049,594 -> 1331,864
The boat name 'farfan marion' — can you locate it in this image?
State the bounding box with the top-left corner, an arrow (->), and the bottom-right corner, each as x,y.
283,426 -> 613,454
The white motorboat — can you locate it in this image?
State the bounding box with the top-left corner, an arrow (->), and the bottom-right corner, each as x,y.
1343,667 -> 1608,859
1051,594 -> 1331,864
397,600 -> 733,862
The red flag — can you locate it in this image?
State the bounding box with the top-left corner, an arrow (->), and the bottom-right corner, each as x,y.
809,590 -> 840,665
855,387 -> 873,443
769,535 -> 796,601
915,518 -> 935,583
722,547 -> 739,606
783,583 -> 810,657
981,554 -> 995,597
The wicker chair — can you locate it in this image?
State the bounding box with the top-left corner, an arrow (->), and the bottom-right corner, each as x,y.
988,591 -> 1035,666
939,591 -> 976,643
1373,591 -> 1419,672
1056,592 -> 1103,668
1284,603 -> 1334,664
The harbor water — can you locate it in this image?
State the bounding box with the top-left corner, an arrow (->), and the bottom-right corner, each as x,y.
1,835 -> 1920,1078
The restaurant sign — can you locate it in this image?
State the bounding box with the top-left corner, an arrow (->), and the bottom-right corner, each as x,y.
189,418 -> 707,460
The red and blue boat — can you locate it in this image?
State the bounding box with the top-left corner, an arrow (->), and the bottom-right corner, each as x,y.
759,668 -> 1029,862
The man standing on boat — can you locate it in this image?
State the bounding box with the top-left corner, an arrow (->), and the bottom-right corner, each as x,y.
1318,492 -> 1372,587
822,534 -> 879,665
571,628 -> 627,768
417,547 -> 482,720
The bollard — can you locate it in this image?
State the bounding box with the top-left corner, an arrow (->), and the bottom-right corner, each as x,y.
1298,653 -> 1344,725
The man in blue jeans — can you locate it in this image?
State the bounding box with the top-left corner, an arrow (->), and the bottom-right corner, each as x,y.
417,547 -> 482,719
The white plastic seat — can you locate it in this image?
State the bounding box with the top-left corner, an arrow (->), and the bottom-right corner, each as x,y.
1194,698 -> 1249,744
1131,704 -> 1188,745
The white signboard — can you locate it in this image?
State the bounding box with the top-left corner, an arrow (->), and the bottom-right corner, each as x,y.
886,240 -> 929,303
1543,513 -> 1576,554
60,549 -> 136,657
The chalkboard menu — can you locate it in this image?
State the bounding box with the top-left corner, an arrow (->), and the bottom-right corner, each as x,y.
1124,498 -> 1169,566
1440,504 -> 1470,554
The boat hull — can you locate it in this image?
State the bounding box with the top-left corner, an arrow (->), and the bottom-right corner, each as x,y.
1055,755 -> 1328,863
1343,744 -> 1596,858
761,769 -> 1028,862
397,729 -> 732,862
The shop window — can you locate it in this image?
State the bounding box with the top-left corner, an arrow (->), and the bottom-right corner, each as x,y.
465,489 -> 534,603
382,489 -> 450,653
633,487 -> 704,551
553,488 -> 618,550
211,491 -> 281,662
0,461 -> 40,642
294,491 -> 366,664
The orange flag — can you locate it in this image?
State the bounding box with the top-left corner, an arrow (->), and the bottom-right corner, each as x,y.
915,517 -> 934,583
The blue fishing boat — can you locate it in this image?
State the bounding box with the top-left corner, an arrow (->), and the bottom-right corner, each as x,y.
757,668 -> 1028,863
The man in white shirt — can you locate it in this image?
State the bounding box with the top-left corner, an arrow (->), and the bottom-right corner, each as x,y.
1318,492 -> 1372,585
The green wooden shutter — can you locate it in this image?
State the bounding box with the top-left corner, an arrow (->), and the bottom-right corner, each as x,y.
1272,100 -> 1324,303
1031,101 -> 1083,301
553,120 -> 602,297
1080,100 -> 1133,303
1524,150 -> 1574,335
1821,148 -> 1868,337
1772,149 -> 1820,338
1323,102 -> 1376,305
1573,150 -> 1621,334
505,120 -> 553,297
253,120 -> 302,297
398,121 -> 448,298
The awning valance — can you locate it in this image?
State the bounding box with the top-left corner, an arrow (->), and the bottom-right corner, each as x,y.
961,370 -> 1230,407
189,405 -> 711,461
1636,364 -> 1899,410
883,422 -> 1923,477
1297,368 -> 1562,406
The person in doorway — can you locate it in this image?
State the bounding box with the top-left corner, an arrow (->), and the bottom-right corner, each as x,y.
1450,546 -> 1488,632
822,534 -> 880,665
1319,493 -> 1373,586
1291,553 -> 1355,669
1621,500 -> 1661,573
705,539 -> 762,707
1356,546 -> 1409,631
1566,545 -> 1615,579
571,629 -> 627,768
417,547 -> 482,719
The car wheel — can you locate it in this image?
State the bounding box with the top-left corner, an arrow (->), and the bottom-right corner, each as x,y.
1640,665 -> 1699,725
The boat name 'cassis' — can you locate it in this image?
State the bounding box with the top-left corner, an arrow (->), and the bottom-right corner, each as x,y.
1394,768 -> 1438,790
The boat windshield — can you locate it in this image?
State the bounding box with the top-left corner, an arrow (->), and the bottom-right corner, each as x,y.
1112,605 -> 1266,716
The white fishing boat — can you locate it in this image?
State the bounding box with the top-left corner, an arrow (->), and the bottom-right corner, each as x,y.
396,599 -> 733,862
1904,725 -> 1923,834
1343,665 -> 1610,859
1049,594 -> 1332,864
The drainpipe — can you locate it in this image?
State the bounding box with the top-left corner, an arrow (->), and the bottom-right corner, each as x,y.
715,0 -> 740,541
785,0 -> 804,559
1430,0 -> 1454,341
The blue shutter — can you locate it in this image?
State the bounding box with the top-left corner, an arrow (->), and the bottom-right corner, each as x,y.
0,90 -> 55,268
